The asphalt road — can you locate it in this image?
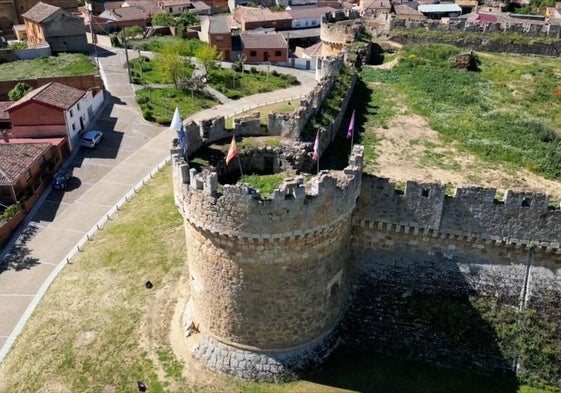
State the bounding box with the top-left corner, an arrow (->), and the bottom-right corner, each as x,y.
0,44 -> 319,362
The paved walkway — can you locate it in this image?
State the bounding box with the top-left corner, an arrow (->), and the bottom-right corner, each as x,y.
0,44 -> 319,362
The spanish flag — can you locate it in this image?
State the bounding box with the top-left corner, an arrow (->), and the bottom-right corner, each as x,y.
226,135 -> 238,165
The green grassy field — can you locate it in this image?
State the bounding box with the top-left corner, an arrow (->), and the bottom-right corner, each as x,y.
0,53 -> 96,80
360,44 -> 561,180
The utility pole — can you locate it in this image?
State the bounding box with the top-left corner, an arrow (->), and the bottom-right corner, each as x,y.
86,0 -> 99,71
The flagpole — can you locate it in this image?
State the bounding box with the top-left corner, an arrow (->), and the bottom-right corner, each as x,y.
237,153 -> 243,177
349,109 -> 355,151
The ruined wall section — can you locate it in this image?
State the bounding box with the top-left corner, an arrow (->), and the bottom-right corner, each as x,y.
181,56 -> 349,158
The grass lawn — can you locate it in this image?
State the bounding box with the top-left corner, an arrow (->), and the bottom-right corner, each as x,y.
136,87 -> 218,125
129,56 -> 195,85
0,53 -> 95,81
207,68 -> 299,100
0,167 -> 553,393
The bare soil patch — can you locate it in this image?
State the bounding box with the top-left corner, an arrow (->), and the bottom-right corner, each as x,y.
368,113 -> 561,202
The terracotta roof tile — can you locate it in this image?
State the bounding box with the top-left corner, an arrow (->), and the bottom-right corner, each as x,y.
240,32 -> 287,49
0,101 -> 14,120
287,6 -> 337,18
8,82 -> 85,112
234,6 -> 292,23
159,0 -> 191,6
0,143 -> 51,186
394,4 -> 423,15
21,2 -> 60,23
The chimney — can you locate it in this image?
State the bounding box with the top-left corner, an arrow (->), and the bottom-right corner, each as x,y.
2,131 -> 9,143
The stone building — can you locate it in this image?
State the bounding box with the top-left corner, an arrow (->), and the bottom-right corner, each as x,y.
22,2 -> 88,53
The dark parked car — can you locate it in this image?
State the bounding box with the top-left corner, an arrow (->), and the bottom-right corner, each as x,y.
52,168 -> 73,190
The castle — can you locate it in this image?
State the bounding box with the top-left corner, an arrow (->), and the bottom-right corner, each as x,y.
170,54 -> 561,383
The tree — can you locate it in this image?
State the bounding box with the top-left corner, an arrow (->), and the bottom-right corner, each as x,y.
153,44 -> 187,88
8,82 -> 33,101
151,12 -> 175,26
194,45 -> 221,74
122,25 -> 143,39
179,74 -> 206,99
176,12 -> 199,27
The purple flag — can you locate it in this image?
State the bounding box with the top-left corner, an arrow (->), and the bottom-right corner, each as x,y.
312,130 -> 320,161
346,110 -> 355,139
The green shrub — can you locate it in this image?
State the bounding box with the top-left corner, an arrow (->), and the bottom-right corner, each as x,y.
110,34 -> 121,47
136,96 -> 149,104
142,108 -> 154,121
8,41 -> 27,50
0,204 -> 19,222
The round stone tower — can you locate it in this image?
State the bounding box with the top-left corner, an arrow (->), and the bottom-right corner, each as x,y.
172,146 -> 364,381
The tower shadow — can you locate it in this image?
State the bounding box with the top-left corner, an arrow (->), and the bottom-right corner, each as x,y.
306,247 -> 520,393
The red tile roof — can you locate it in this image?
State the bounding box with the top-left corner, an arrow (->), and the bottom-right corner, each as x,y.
21,2 -> 61,23
234,6 -> 292,23
240,32 -> 287,49
287,6 -> 337,19
8,82 -> 85,112
159,0 -> 191,6
0,101 -> 14,120
0,143 -> 51,185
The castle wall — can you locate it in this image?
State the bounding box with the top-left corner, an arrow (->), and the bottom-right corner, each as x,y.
347,219 -> 561,371
356,175 -> 561,245
346,175 -> 561,376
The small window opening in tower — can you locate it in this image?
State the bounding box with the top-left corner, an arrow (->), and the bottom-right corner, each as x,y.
422,188 -> 430,197
522,197 -> 532,207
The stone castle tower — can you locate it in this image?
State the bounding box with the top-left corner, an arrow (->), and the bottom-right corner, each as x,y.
172,146 -> 364,381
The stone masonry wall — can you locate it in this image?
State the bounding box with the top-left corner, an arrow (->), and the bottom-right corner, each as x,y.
356,175 -> 561,245
347,218 -> 561,372
186,215 -> 352,349
173,146 -> 363,353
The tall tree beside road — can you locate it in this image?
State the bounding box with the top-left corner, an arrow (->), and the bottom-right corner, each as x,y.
195,45 -> 221,74
153,44 -> 188,88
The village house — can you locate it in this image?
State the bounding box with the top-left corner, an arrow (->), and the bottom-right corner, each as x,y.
360,0 -> 392,17
199,15 -> 232,60
158,0 -> 192,14
6,82 -> 104,153
417,3 -> 462,19
97,5 -> 152,30
22,1 -> 88,53
392,4 -> 425,21
233,6 -> 292,31
287,6 -> 336,29
0,140 -> 65,245
239,31 -> 288,63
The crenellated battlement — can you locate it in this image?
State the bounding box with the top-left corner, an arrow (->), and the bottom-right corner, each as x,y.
172,145 -> 364,239
354,175 -> 561,249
